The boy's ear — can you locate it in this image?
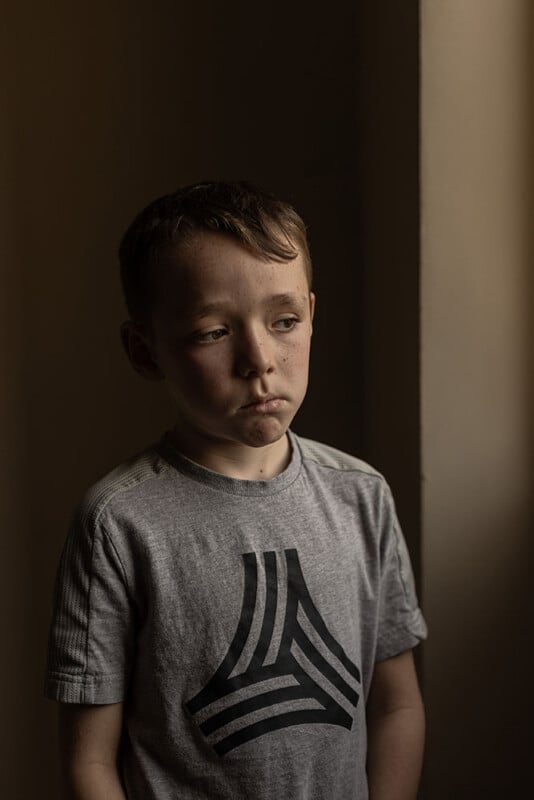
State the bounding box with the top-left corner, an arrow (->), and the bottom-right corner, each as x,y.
120,321 -> 165,381
309,292 -> 316,331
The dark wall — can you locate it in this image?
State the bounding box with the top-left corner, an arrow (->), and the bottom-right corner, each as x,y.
1,3 -> 375,796
355,1 -> 421,576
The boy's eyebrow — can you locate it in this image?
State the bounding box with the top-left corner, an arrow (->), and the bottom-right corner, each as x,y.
193,293 -> 307,319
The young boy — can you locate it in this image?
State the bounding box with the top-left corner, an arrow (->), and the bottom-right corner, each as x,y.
45,181 -> 427,799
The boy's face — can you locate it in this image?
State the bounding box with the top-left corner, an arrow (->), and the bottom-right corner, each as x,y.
138,231 -> 315,456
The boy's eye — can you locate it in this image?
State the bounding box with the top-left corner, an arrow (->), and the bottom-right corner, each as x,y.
273,317 -> 299,331
192,317 -> 299,343
193,328 -> 227,343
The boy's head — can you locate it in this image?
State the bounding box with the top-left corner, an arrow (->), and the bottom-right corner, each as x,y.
119,180 -> 313,330
119,181 -> 315,464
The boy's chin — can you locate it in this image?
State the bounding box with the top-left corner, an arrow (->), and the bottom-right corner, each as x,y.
238,417 -> 291,448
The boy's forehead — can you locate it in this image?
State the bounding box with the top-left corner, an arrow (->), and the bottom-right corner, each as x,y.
170,229 -> 306,274
154,232 -> 309,311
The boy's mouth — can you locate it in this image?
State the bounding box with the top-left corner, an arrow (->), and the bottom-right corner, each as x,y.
240,396 -> 286,413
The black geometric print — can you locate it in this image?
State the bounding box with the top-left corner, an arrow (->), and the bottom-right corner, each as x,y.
186,549 -> 361,756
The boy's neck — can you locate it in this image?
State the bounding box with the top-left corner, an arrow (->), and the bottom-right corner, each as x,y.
167,428 -> 292,481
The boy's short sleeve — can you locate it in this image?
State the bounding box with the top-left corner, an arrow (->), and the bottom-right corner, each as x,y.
375,481 -> 427,662
44,503 -> 134,704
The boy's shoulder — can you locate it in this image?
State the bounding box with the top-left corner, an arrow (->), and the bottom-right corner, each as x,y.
76,441 -> 172,529
294,433 -> 383,481
75,432 -> 385,529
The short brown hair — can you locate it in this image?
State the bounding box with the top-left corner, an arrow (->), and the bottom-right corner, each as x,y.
118,180 -> 312,325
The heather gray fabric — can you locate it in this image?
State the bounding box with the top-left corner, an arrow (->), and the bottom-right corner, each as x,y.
45,429 -> 427,799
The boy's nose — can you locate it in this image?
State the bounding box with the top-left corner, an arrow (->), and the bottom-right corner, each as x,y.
235,328 -> 274,378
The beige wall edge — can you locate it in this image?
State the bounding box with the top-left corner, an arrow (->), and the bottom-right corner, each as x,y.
420,1 -> 532,795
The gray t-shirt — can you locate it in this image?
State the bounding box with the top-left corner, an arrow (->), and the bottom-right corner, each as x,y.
45,429 -> 427,799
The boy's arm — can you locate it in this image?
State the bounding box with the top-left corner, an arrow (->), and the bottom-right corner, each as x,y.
58,702 -> 127,800
366,649 -> 425,800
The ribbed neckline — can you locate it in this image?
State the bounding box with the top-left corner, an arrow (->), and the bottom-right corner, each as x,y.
155,429 -> 302,497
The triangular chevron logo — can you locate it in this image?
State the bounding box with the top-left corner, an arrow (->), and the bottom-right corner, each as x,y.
186,549 -> 361,756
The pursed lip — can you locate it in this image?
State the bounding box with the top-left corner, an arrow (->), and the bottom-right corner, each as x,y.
241,394 -> 285,410
241,394 -> 284,408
